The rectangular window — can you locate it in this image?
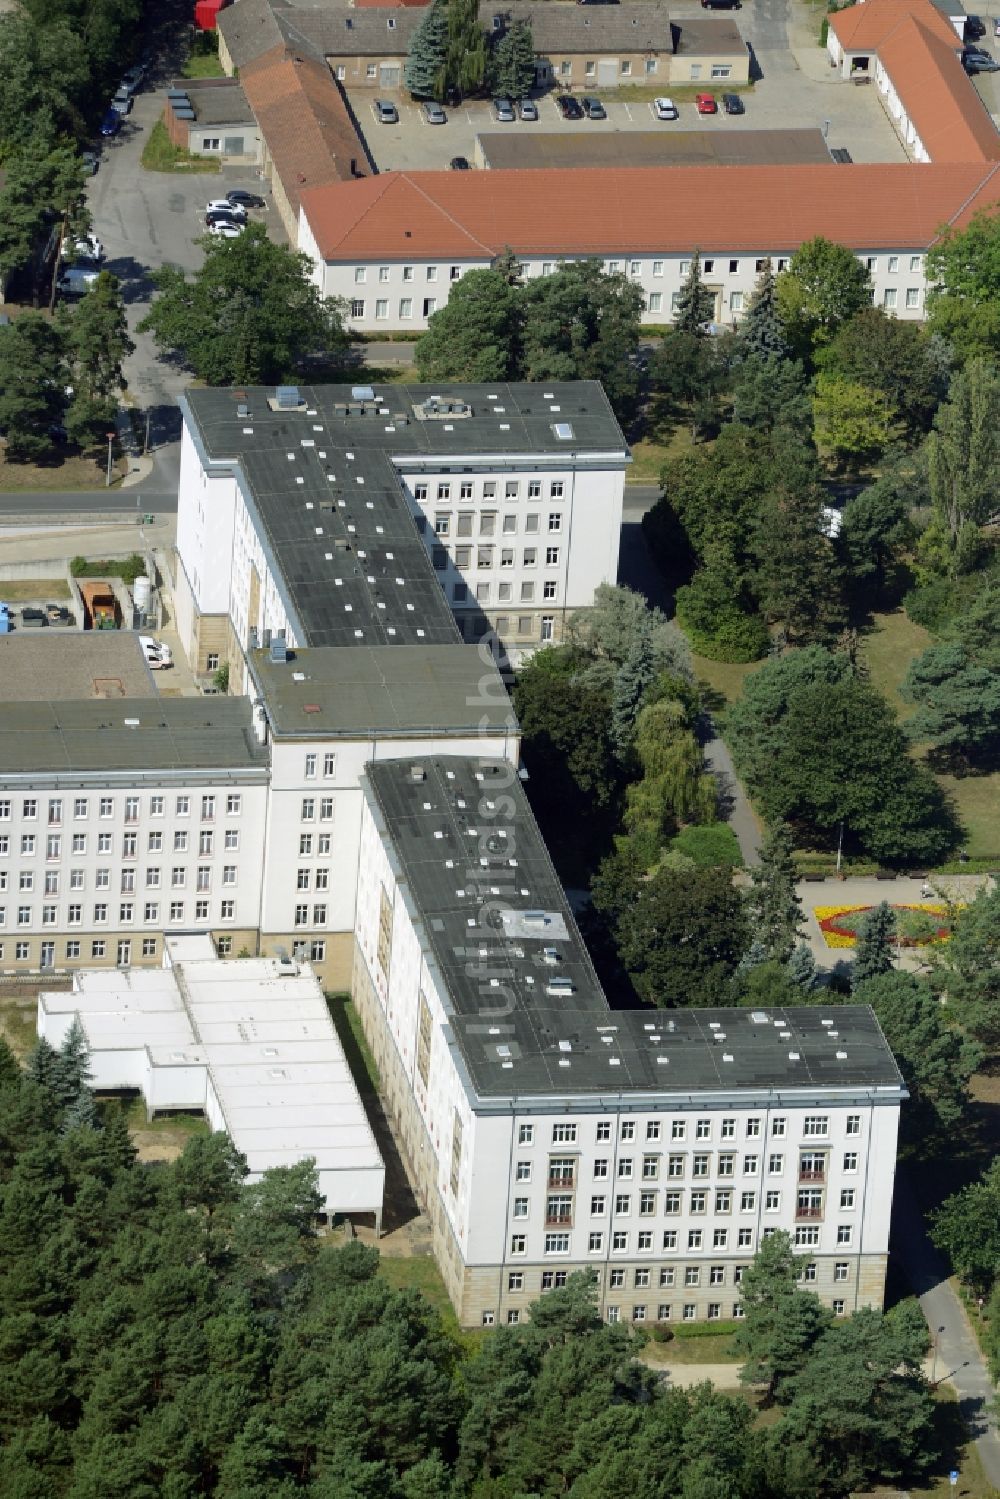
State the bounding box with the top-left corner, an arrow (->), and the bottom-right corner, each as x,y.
837,1224 -> 853,1245
545,1233 -> 570,1255
552,1123 -> 577,1143
803,1116 -> 829,1138
843,1152 -> 858,1172
450,1109 -> 463,1195
518,1123 -> 534,1145
416,993 -> 433,1088
846,1115 -> 861,1136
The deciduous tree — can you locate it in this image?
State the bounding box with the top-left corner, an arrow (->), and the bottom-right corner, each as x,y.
414,269 -> 519,381
926,208 -> 1000,361
613,863 -> 749,1007
61,272 -> 134,447
139,225 -> 347,386
0,313 -> 69,463
926,358 -> 1000,569
777,237 -> 872,357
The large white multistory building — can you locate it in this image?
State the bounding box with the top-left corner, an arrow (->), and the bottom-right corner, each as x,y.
352,756 -> 905,1326
4,379 -> 907,1328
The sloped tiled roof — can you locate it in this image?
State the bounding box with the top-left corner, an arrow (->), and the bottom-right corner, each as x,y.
217,0 -> 287,68
299,162 -> 1000,260
241,45 -> 368,213
830,0 -> 959,50
879,15 -> 1000,161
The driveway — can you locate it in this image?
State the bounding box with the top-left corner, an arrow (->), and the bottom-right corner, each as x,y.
893,1173 -> 1000,1491
84,84 -> 284,452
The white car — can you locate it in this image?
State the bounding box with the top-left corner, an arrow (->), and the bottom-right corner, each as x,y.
653,96 -> 679,120
205,199 -> 247,221
208,221 -> 243,238
62,232 -> 105,263
139,635 -> 172,669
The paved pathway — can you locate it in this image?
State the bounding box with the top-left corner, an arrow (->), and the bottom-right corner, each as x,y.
893,1174 -> 1000,1490
797,874 -> 993,972
702,723 -> 763,866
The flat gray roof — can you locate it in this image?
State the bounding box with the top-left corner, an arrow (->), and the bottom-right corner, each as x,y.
479,128 -> 833,171
250,644 -> 516,739
0,698 -> 268,777
181,382 -> 626,650
364,757 -> 905,1103
0,633 -> 157,702
168,77 -> 255,127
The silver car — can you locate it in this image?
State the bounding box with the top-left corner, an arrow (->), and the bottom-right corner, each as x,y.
492,97 -> 516,121
422,100 -> 447,124
519,98 -> 538,120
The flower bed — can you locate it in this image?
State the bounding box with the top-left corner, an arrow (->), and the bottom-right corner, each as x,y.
813,904 -> 952,949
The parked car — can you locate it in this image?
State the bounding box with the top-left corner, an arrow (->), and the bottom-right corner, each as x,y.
449,155 -> 471,169
963,49 -> 1000,70
121,63 -> 146,89
205,209 -> 243,227
965,14 -> 987,38
111,89 -> 133,115
556,94 -> 584,119
206,198 -> 247,221
20,608 -> 47,629
696,92 -> 718,113
139,636 -> 173,669
226,189 -> 265,209
62,231 -> 105,263
375,99 -> 398,123
99,109 -> 121,137
421,100 -> 447,124
722,92 -> 745,113
701,0 -> 741,8
518,98 -> 538,119
492,96 -> 516,121
653,96 -> 679,119
581,96 -> 607,119
57,266 -> 100,296
46,604 -> 72,625
81,149 -> 99,176
208,221 -> 243,238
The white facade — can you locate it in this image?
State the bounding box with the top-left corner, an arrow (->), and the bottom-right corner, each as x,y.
0,775 -> 268,973
308,247 -> 930,330
397,457 -> 625,650
353,776 -> 904,1326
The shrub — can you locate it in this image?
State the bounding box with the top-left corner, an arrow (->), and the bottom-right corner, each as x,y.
672,1319 -> 741,1339
675,588 -> 770,663
70,553 -> 146,585
671,822 -> 743,869
903,578 -> 959,633
648,1323 -> 674,1343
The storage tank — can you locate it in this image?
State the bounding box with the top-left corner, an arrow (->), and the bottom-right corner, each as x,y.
133,575 -> 152,613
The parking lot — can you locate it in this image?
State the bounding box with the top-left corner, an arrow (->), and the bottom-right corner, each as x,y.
82,83 -> 287,440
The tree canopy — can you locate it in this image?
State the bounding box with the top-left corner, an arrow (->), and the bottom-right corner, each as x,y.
139,226 -> 347,386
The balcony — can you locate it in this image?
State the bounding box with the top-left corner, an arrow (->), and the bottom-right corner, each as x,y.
795,1206 -> 824,1220
798,1168 -> 826,1182
548,1175 -> 575,1190
545,1215 -> 573,1228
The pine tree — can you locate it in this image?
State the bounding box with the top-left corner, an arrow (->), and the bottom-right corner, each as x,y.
54,1015 -> 94,1111
672,251 -> 715,336
737,938 -> 769,975
404,0 -> 450,99
62,1088 -> 99,1133
787,941 -> 818,990
852,901 -> 897,990
26,1036 -> 62,1099
610,631 -> 656,758
740,260 -> 790,362
0,1034 -> 22,1091
489,19 -> 536,100
746,821 -> 803,963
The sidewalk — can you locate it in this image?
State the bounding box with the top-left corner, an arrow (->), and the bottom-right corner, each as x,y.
0,516 -> 176,569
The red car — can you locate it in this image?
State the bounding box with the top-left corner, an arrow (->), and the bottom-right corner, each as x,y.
696,92 -> 718,114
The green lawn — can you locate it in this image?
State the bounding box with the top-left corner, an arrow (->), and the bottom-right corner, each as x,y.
861,608 -> 933,720
628,421 -> 694,484
326,993 -> 380,1095
182,52 -> 226,79
123,1097 -> 209,1138
864,610 -> 1000,858
692,652 -> 764,709
644,1331 -> 741,1365
141,119 -> 220,174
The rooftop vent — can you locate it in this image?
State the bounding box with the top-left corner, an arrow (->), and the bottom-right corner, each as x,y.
352,385 -> 376,401
269,634 -> 288,664
275,385 -> 300,409
546,976 -> 574,997
543,946 -> 560,965
236,402 -> 250,419
410,765 -> 426,782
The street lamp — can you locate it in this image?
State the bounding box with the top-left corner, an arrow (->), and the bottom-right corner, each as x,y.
106,431 -> 116,488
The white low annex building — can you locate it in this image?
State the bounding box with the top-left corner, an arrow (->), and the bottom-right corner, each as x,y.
38,933 -> 385,1226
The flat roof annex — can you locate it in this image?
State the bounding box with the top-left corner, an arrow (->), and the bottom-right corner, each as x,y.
299,162 -> 1000,262
363,757 -> 905,1105
250,644 -> 516,740
0,698 -> 268,778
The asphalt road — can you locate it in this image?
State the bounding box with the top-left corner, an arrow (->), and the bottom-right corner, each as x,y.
0,490 -> 177,514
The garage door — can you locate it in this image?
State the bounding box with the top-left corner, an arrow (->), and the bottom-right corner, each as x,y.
597,59 -> 617,85
380,64 -> 401,86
